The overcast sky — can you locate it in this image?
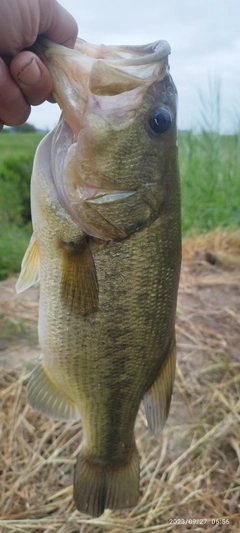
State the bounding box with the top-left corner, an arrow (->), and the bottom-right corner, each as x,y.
29,0 -> 240,133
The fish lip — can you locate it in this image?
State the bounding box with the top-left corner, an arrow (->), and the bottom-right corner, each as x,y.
105,41 -> 171,66
35,36 -> 171,71
75,38 -> 171,65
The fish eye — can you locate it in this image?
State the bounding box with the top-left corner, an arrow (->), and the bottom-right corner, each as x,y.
149,107 -> 172,134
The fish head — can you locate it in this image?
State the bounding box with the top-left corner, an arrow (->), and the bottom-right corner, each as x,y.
37,38 -> 179,240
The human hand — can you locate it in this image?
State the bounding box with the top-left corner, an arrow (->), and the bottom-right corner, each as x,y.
0,0 -> 78,130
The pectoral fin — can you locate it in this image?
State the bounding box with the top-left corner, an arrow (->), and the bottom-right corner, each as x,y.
27,358 -> 79,421
16,233 -> 40,293
144,334 -> 176,436
61,237 -> 98,316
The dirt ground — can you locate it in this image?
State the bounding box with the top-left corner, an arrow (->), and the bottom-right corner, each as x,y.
0,230 -> 239,533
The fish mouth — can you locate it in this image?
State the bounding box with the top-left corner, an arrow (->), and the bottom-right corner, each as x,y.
37,37 -> 171,79
35,37 -> 171,134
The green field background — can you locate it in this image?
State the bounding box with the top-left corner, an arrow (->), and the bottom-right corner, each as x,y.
0,130 -> 239,279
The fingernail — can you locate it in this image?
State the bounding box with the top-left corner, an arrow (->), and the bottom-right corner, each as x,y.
18,58 -> 41,85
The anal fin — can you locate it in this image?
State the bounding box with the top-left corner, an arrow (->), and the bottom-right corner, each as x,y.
61,237 -> 98,316
74,446 -> 139,517
27,359 -> 79,421
16,233 -> 40,293
144,334 -> 176,436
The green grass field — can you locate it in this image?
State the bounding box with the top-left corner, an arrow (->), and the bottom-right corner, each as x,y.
178,131 -> 240,233
0,132 -> 44,163
0,130 -> 239,279
0,133 -> 45,279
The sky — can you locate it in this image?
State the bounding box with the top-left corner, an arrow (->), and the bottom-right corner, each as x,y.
29,0 -> 240,133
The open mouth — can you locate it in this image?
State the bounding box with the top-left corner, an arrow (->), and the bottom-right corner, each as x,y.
35,37 -> 171,129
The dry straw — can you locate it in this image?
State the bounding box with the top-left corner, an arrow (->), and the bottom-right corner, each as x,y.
0,229 -> 240,532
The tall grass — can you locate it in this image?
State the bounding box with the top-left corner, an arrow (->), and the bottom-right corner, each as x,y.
179,79 -> 240,233
0,141 -> 40,279
179,131 -> 240,233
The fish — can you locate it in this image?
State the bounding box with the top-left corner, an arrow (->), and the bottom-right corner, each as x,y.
16,37 -> 181,517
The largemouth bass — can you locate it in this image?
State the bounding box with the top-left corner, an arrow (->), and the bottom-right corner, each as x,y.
16,37 -> 181,517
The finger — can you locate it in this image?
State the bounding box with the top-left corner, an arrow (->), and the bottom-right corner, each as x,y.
39,0 -> 78,48
10,51 -> 53,106
0,58 -> 30,127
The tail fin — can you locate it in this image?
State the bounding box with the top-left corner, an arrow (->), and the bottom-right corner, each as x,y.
73,447 -> 139,517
